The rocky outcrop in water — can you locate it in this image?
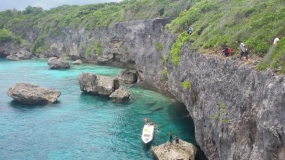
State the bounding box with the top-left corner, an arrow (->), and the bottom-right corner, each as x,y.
78,72 -> 120,96
6,83 -> 61,104
109,87 -> 130,101
48,57 -> 70,69
72,59 -> 82,64
6,54 -> 19,61
152,139 -> 197,160
117,68 -> 137,84
11,48 -> 32,60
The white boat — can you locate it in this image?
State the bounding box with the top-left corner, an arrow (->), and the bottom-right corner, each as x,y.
141,124 -> 154,144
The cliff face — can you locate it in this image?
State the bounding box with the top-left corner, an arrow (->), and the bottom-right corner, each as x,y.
2,18 -> 285,160
43,18 -> 176,92
168,47 -> 285,160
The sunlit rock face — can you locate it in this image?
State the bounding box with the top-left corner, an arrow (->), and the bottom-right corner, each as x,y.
7,83 -> 61,104
78,72 -> 119,96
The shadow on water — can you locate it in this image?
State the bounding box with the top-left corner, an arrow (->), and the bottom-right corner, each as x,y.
167,101 -> 208,160
79,92 -> 133,105
9,100 -> 61,110
143,140 -> 153,152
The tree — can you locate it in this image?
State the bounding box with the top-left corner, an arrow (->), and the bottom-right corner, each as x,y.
23,6 -> 43,14
0,28 -> 13,42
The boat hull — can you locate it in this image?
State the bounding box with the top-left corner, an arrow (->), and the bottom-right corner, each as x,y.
141,125 -> 154,144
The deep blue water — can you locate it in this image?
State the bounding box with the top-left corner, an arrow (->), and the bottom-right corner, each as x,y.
0,58 -> 204,160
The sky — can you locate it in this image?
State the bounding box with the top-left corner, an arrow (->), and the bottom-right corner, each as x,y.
0,0 -> 123,11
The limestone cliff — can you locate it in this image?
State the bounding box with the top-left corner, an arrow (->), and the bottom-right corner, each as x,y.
2,18 -> 285,160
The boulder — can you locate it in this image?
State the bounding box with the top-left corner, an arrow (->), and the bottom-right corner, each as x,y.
152,139 -> 197,160
72,59 -> 82,64
5,48 -> 32,61
110,87 -> 130,101
97,53 -> 114,63
117,68 -> 138,84
7,83 -> 61,104
48,57 -> 70,69
6,54 -> 19,61
78,72 -> 119,96
15,49 -> 32,59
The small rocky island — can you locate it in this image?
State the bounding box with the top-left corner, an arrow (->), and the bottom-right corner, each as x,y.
48,57 -> 70,69
152,140 -> 197,160
7,83 -> 61,104
78,72 -> 130,101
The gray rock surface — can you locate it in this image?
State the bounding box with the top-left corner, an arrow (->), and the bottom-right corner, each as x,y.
109,87 -> 130,101
6,54 -> 19,61
166,46 -> 285,160
48,57 -> 70,69
6,48 -> 32,60
152,139 -> 197,160
15,48 -> 32,59
117,68 -> 137,84
7,83 -> 61,104
78,72 -> 119,96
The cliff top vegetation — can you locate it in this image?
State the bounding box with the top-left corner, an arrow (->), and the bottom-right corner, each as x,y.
0,0 -> 285,73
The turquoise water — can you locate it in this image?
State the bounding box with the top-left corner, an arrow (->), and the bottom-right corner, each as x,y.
0,58 -> 204,160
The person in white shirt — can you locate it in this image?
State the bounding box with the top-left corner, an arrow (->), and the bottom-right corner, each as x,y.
187,27 -> 194,35
273,35 -> 281,45
238,40 -> 248,60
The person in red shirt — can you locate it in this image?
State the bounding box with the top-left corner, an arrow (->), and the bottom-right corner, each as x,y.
175,135 -> 179,144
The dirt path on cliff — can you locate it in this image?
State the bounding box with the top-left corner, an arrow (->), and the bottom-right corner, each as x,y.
202,48 -> 262,68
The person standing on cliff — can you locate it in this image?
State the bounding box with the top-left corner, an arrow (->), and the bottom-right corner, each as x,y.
222,45 -> 229,57
175,135 -> 179,144
273,35 -> 281,45
238,40 -> 248,60
187,27 -> 194,35
169,131 -> 173,143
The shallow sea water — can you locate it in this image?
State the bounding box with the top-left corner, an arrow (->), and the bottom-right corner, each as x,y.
0,58 -> 206,160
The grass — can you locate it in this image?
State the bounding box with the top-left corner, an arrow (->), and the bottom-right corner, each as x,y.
169,31 -> 189,66
168,0 -> 285,73
1,0 -> 285,72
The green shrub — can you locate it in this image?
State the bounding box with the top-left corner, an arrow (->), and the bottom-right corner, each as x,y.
94,41 -> 103,56
170,32 -> 189,66
86,40 -> 103,57
36,43 -> 49,53
31,33 -> 48,53
162,53 -> 170,64
213,114 -> 219,120
0,28 -> 13,42
88,33 -> 93,39
162,68 -> 168,80
222,118 -> 228,123
156,42 -> 164,50
181,80 -> 191,89
219,101 -> 227,109
211,101 -> 228,125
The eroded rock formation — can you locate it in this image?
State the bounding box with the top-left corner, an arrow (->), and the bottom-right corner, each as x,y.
48,57 -> 70,69
152,139 -> 197,160
72,59 -> 82,64
7,83 -> 61,104
109,87 -> 130,101
117,68 -> 137,84
78,72 -> 119,96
